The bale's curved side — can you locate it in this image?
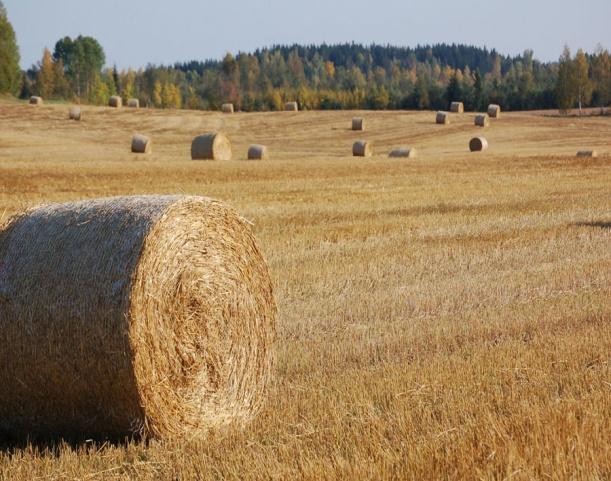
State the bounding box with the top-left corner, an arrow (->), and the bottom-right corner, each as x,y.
352,118 -> 365,131
389,147 -> 416,158
469,137 -> 489,152
131,134 -> 152,154
436,112 -> 449,124
69,107 -> 82,121
353,140 -> 373,157
247,144 -> 268,160
127,99 -> 140,108
474,114 -> 489,127
450,102 -> 464,113
109,96 -> 123,108
222,103 -> 234,113
284,101 -> 298,112
29,96 -> 43,105
576,150 -> 598,158
191,133 -> 232,160
487,104 -> 501,118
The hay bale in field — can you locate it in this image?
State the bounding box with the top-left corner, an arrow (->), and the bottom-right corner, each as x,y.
450,101 -> 464,113
284,101 -> 298,112
68,107 -> 82,121
487,104 -> 501,118
127,98 -> 140,108
353,140 -> 373,157
436,111 -> 450,124
576,150 -> 598,157
191,132 -> 232,160
469,137 -> 489,152
222,103 -> 234,113
29,96 -> 43,105
109,96 -> 123,108
474,114 -> 489,127
352,117 -> 365,131
0,195 -> 276,440
247,144 -> 268,160
131,134 -> 152,154
389,147 -> 416,158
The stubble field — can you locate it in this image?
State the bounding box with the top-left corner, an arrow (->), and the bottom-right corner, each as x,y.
0,100 -> 610,480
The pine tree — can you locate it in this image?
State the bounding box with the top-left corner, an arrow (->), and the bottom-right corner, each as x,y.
0,1 -> 21,95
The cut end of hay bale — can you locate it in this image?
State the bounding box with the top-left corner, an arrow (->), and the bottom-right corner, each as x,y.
474,114 -> 489,127
469,137 -> 489,152
352,117 -> 365,131
284,101 -> 298,112
247,144 -> 268,160
487,104 -> 501,118
450,102 -> 464,113
576,150 -> 598,158
0,195 -> 276,440
353,140 -> 373,157
191,132 -> 232,160
127,98 -> 140,108
222,103 -> 235,113
131,134 -> 152,154
389,147 -> 416,158
68,107 -> 82,121
436,111 -> 450,124
29,96 -> 43,105
109,96 -> 123,108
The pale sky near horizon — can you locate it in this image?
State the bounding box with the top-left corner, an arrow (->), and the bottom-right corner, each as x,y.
4,0 -> 610,70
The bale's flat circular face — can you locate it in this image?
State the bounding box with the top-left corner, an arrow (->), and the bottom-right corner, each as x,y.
212,134 -> 232,161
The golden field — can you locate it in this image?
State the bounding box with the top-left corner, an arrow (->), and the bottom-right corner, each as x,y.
0,100 -> 610,480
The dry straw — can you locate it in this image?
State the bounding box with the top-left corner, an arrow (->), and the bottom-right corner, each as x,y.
576,150 -> 598,157
247,144 -> 268,160
191,132 -> 232,160
352,117 -> 365,131
131,134 -> 152,154
222,103 -> 235,113
29,96 -> 43,105
469,137 -> 489,152
450,102 -> 464,113
487,104 -> 501,118
474,114 -> 489,127
68,107 -> 82,121
109,96 -> 123,108
353,140 -> 373,157
436,111 -> 450,124
127,99 -> 140,108
0,195 -> 276,440
284,101 -> 298,112
389,147 -> 416,158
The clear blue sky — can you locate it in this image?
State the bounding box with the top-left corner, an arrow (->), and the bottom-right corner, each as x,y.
4,0 -> 610,69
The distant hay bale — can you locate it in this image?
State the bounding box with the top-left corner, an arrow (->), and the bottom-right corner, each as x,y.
191,132 -> 232,160
352,117 -> 365,131
353,140 -> 373,157
469,137 -> 489,152
576,150 -> 598,158
222,103 -> 234,113
389,147 -> 416,158
474,114 -> 489,127
109,96 -> 122,108
127,99 -> 140,108
436,111 -> 450,124
68,107 -> 82,121
29,96 -> 43,105
247,144 -> 268,160
450,102 -> 464,113
487,104 -> 501,118
131,134 -> 152,154
284,101 -> 298,112
0,195 -> 276,440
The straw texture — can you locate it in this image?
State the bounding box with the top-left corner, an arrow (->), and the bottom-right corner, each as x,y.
247,144 -> 268,160
284,101 -> 298,112
109,96 -> 123,108
487,104 -> 501,118
0,195 -> 276,441
469,137 -> 489,152
436,112 -> 449,124
389,147 -> 416,158
29,96 -> 43,105
131,134 -> 151,154
353,140 -> 373,157
127,99 -> 140,108
576,150 -> 598,157
450,102 -> 464,113
474,114 -> 489,127
352,118 -> 365,131
222,103 -> 234,113
191,132 -> 232,160
69,107 -> 82,121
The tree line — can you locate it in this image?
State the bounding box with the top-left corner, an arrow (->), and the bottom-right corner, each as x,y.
0,2 -> 608,113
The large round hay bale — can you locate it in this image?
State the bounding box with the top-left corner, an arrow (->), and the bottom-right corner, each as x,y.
222,103 -> 234,113
469,137 -> 489,152
352,117 -> 365,131
576,150 -> 598,158
247,144 -> 268,160
389,147 -> 416,158
131,134 -> 152,154
284,101 -> 298,112
353,140 -> 373,157
191,132 -> 232,160
436,111 -> 450,124
450,101 -> 464,113
474,114 -> 489,127
127,98 -> 140,108
29,96 -> 43,105
68,107 -> 82,121
0,195 -> 276,440
487,104 -> 501,118
109,96 -> 123,108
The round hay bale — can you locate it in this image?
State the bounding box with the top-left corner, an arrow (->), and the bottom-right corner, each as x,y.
389,147 -> 416,158
127,98 -> 140,108
0,195 -> 276,440
487,104 -> 501,118
576,150 -> 598,158
450,101 -> 464,113
284,101 -> 298,112
353,140 -> 373,157
109,96 -> 123,108
436,111 -> 450,124
221,103 -> 234,113
131,134 -> 152,154
352,117 -> 365,131
474,114 -> 489,127
68,107 -> 82,121
191,132 -> 232,160
29,96 -> 43,105
469,137 -> 489,152
247,144 -> 268,160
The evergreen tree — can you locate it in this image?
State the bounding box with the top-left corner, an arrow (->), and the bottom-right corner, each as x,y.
445,71 -> 462,105
0,1 -> 21,95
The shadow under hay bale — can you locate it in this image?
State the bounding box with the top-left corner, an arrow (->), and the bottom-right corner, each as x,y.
191,132 -> 232,160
